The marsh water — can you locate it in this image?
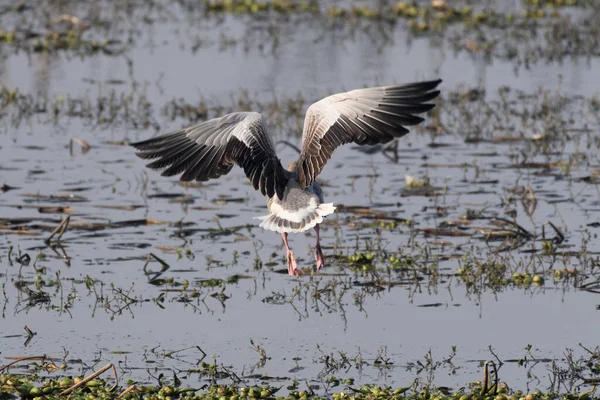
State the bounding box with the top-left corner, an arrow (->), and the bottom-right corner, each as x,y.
1,0 -> 600,394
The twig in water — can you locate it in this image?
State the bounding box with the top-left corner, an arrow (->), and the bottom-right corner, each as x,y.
116,384 -> 137,399
0,355 -> 58,373
578,280 -> 600,293
491,217 -> 532,239
487,345 -> 504,367
381,140 -> 399,162
249,339 -> 269,372
143,253 -> 171,281
50,14 -> 89,29
23,325 -> 35,346
480,360 -> 498,395
149,253 -> 170,270
8,245 -> 13,266
45,215 -> 71,244
542,221 -> 565,244
48,243 -> 71,267
69,137 -> 91,156
163,345 -> 207,362
522,186 -> 537,216
250,339 -> 268,363
220,364 -> 243,384
60,363 -> 118,395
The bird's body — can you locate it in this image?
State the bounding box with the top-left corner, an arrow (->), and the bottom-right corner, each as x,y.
256,174 -> 334,234
131,79 -> 442,276
255,172 -> 334,273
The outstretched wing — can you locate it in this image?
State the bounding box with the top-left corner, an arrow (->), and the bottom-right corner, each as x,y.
131,112 -> 289,200
296,79 -> 442,187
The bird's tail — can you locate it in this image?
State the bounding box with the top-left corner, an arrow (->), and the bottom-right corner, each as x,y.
254,203 -> 336,234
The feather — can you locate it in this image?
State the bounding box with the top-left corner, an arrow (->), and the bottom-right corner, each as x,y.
296,79 -> 442,187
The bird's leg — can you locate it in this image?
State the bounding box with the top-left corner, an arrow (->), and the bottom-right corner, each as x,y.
315,224 -> 325,271
281,232 -> 299,277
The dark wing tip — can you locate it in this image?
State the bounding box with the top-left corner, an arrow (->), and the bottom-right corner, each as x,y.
419,79 -> 443,91
258,159 -> 289,201
415,79 -> 442,92
423,89 -> 441,104
131,140 -> 152,159
129,140 -> 143,149
275,185 -> 285,201
388,78 -> 442,93
129,136 -> 161,150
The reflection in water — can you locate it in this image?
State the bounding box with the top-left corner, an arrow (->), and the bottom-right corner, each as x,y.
0,48 -> 6,88
33,53 -> 53,97
355,23 -> 388,85
1,14 -> 599,100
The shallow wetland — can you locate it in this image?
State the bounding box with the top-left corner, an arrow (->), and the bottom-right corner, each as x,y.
1,0 -> 600,399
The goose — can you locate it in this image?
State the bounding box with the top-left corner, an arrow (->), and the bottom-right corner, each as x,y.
131,79 -> 441,277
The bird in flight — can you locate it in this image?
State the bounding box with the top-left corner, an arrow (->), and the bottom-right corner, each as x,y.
131,79 -> 441,277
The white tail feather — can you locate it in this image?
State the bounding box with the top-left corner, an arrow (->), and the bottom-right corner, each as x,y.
254,202 -> 336,233
316,203 -> 336,216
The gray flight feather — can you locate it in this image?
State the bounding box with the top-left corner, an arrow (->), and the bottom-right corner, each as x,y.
131,112 -> 289,200
296,79 -> 442,188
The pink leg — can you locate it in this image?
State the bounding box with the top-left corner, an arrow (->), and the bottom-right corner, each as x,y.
281,233 -> 299,277
315,224 -> 325,271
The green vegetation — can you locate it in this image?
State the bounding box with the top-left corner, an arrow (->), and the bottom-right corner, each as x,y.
0,0 -> 597,66
1,356 -> 599,399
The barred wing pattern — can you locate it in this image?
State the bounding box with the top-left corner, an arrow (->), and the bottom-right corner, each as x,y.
131,112 -> 289,200
296,79 -> 442,187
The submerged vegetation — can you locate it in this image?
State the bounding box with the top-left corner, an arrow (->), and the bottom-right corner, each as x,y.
1,345 -> 600,399
0,376 -> 598,400
0,0 -> 598,69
